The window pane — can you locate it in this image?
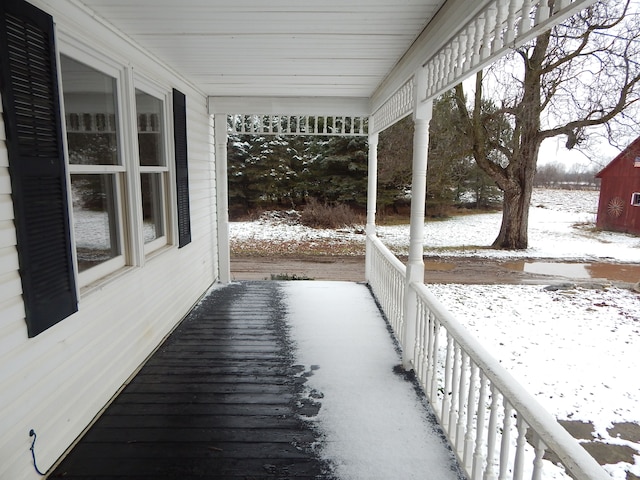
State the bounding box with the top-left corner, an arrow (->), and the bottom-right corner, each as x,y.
61,55 -> 119,165
136,90 -> 165,166
71,174 -> 120,271
141,173 -> 165,243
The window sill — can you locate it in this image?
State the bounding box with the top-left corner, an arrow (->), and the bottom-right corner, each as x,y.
79,265 -> 137,298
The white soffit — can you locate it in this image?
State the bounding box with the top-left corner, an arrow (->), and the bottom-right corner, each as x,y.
75,0 -> 446,100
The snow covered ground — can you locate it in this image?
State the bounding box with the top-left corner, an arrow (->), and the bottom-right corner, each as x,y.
231,189 -> 640,261
231,188 -> 640,479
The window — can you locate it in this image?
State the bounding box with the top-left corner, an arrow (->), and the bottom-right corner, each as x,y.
135,88 -> 169,253
632,193 -> 640,206
61,55 -> 126,286
2,0 -> 191,335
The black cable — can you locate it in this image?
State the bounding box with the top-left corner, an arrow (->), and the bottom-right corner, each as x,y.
29,430 -> 46,476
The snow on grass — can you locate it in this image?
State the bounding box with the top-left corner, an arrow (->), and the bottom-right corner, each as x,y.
377,189 -> 640,261
231,189 -> 640,261
428,284 -> 640,479
284,281 -> 462,480
429,284 -> 640,425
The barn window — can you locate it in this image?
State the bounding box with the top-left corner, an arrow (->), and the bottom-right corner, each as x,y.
631,193 -> 640,206
634,156 -> 640,167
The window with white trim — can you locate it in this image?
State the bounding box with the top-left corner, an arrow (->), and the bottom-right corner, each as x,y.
61,54 -> 126,286
631,192 -> 640,206
135,87 -> 169,254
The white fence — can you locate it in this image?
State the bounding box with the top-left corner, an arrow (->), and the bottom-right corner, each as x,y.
367,236 -> 610,480
367,235 -> 406,345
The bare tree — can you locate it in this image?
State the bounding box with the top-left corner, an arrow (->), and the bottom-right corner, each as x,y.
454,0 -> 640,249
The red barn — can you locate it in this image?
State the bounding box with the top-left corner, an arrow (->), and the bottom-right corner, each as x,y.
596,137 -> 640,235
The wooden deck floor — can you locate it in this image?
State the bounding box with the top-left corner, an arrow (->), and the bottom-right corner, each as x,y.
49,282 -> 334,479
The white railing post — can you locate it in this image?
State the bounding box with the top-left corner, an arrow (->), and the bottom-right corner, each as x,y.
365,127 -> 379,282
402,69 -> 432,369
214,113 -> 231,283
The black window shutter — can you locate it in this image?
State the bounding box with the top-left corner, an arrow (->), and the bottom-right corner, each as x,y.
0,0 -> 78,337
172,88 -> 191,248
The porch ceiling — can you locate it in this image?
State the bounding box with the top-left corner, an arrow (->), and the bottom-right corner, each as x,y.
76,0 -> 446,102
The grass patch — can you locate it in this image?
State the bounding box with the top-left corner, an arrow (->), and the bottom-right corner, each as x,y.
300,198 -> 364,229
269,273 -> 314,281
231,238 -> 366,256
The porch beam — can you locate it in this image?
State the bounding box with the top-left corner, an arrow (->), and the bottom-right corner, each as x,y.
208,96 -> 370,117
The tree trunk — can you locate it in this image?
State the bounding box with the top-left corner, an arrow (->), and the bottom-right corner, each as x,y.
493,183 -> 532,249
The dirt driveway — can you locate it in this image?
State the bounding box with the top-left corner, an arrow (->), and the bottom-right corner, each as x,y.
231,255 -> 640,286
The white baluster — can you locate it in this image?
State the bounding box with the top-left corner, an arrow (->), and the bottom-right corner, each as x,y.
512,415 -> 528,480
425,310 -> 434,391
415,302 -> 426,385
442,335 -> 454,430
506,0 -> 517,44
484,386 -> 500,480
520,0 -> 533,35
442,46 -> 452,86
464,362 -> 478,471
429,319 -> 441,402
455,32 -> 465,77
498,401 -> 514,480
535,0 -> 550,25
481,9 -> 494,59
456,351 -> 468,452
531,434 -> 546,480
433,54 -> 441,91
472,16 -> 484,66
472,373 -> 488,480
449,343 -> 461,441
465,23 -> 476,70
448,39 -> 458,83
493,0 -> 507,51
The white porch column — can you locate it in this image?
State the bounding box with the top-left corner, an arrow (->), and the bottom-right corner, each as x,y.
214,113 -> 231,283
402,85 -> 433,370
365,127 -> 379,282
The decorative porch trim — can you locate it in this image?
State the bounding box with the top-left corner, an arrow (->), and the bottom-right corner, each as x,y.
371,0 -> 597,132
227,114 -> 368,137
420,0 -> 598,103
370,78 -> 414,135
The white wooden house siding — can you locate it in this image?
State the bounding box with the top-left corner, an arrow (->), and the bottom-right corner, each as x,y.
0,2 -> 219,478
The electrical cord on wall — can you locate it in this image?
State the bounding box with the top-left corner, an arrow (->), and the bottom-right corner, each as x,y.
29,429 -> 46,476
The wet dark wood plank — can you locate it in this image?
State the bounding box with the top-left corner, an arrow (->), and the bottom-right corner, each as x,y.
49,282 -> 333,479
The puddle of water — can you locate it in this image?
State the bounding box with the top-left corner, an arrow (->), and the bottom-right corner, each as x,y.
424,260 -> 456,272
505,261 -> 640,283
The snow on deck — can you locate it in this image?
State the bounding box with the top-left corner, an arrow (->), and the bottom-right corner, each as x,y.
284,281 -> 462,480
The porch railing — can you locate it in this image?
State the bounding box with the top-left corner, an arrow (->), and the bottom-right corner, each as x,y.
367,236 -> 610,480
367,235 -> 406,345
